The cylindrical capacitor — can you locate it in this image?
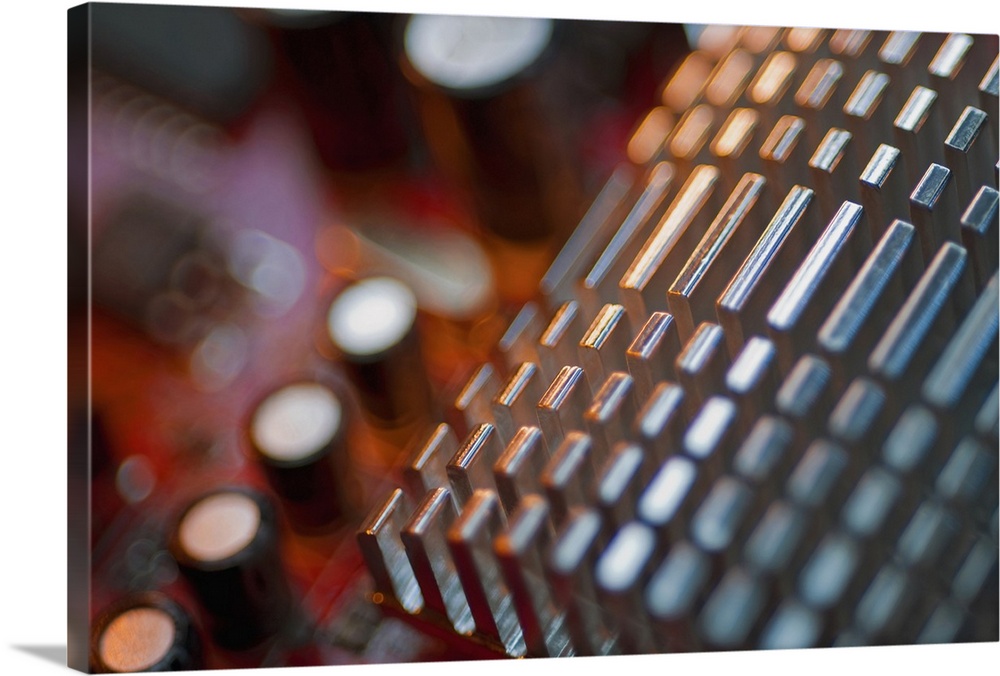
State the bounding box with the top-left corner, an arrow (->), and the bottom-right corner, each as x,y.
401,14 -> 580,244
326,276 -> 434,429
247,380 -> 353,532
169,487 -> 294,650
90,592 -> 201,673
251,9 -> 414,171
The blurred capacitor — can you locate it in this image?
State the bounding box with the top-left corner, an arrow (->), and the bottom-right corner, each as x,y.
326,276 -> 434,428
170,488 -> 293,649
248,380 -> 354,531
252,10 -> 416,170
402,14 -> 580,243
90,593 -> 201,673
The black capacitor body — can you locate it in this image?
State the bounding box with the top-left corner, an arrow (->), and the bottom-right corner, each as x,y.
400,16 -> 581,244
326,277 -> 435,429
344,325 -> 432,427
169,487 -> 294,650
261,10 -> 414,171
247,380 -> 353,532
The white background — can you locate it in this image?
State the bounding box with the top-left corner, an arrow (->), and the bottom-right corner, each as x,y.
1,0 -> 997,674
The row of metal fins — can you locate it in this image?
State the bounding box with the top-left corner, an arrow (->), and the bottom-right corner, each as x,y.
358,26 -> 1000,657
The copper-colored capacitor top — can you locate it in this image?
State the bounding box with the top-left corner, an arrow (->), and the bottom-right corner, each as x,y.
177,491 -> 261,563
170,489 -> 292,649
98,607 -> 175,673
250,382 -> 343,463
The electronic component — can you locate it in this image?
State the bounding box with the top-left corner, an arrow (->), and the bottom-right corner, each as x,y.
326,277 -> 434,429
402,14 -> 573,243
248,380 -> 353,531
169,488 -> 294,650
90,593 -> 201,673
359,24 -> 999,657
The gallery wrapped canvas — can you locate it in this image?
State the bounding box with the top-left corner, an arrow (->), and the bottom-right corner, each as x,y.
66,2 -> 998,673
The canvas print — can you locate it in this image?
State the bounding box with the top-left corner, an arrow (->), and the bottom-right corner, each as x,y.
67,2 -> 999,673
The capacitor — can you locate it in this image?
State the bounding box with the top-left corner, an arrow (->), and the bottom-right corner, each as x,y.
247,380 -> 353,532
401,13 -> 580,244
326,276 -> 434,429
90,592 -> 201,673
169,487 -> 294,650
251,9 -> 414,171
